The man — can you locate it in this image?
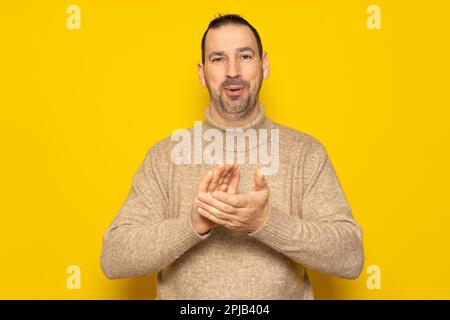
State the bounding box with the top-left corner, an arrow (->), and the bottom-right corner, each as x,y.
100,14 -> 364,299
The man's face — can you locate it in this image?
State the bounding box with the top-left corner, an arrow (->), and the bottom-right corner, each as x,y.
198,24 -> 269,120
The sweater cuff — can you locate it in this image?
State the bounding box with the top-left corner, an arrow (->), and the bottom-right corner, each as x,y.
247,203 -> 297,251
167,213 -> 212,260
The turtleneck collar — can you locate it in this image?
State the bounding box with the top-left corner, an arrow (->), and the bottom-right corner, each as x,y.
200,103 -> 275,153
203,103 -> 272,133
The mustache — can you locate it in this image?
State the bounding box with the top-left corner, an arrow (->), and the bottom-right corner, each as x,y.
221,78 -> 250,88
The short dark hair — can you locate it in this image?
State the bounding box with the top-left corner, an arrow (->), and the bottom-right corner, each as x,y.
201,14 -> 263,64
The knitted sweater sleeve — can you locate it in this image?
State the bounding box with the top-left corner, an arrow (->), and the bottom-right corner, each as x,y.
100,148 -> 210,279
248,140 -> 364,279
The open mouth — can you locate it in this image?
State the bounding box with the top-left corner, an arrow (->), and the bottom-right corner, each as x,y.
223,86 -> 246,96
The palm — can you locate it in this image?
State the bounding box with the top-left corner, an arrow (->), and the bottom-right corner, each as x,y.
192,163 -> 240,233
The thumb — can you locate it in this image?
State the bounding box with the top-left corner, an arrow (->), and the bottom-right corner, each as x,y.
254,166 -> 267,191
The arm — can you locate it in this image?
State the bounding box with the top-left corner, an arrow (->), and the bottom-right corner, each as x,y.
100,148 -> 211,280
248,140 -> 364,279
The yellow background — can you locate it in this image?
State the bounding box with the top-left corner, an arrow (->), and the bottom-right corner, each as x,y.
1,0 -> 449,299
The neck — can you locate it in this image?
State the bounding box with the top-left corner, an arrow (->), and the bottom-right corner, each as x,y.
209,100 -> 261,128
202,102 -> 274,153
203,101 -> 271,132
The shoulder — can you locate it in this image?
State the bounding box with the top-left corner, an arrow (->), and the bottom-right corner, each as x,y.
136,132 -> 181,182
271,120 -> 328,158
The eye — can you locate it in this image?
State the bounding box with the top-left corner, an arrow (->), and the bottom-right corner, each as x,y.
211,57 -> 224,63
241,54 -> 253,60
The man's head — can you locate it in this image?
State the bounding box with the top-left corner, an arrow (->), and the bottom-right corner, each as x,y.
198,14 -> 270,121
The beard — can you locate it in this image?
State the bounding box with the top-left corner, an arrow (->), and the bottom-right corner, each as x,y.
205,71 -> 263,121
218,93 -> 252,115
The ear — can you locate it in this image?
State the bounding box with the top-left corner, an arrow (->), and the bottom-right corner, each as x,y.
262,51 -> 270,80
197,62 -> 207,87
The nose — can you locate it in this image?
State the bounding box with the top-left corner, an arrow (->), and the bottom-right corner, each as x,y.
225,57 -> 241,78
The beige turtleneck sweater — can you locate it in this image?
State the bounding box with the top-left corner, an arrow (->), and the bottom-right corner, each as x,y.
100,105 -> 364,299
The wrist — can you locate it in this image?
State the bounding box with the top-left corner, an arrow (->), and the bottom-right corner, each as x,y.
249,204 -> 270,234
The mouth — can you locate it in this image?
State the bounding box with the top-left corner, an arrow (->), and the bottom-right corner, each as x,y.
223,85 -> 246,97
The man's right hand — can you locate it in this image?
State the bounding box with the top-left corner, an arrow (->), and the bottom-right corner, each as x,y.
191,163 -> 240,235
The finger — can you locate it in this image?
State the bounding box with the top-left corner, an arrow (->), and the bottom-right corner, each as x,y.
218,174 -> 232,192
218,164 -> 236,192
211,190 -> 246,208
197,207 -> 228,226
195,200 -> 234,221
229,162 -> 237,173
208,163 -> 225,192
216,163 -> 234,188
254,166 -> 267,191
198,206 -> 243,230
227,168 -> 240,195
198,170 -> 213,193
196,193 -> 236,214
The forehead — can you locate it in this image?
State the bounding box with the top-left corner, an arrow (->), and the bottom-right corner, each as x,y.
204,24 -> 258,54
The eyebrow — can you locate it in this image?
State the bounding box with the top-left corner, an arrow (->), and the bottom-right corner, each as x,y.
208,47 -> 256,60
